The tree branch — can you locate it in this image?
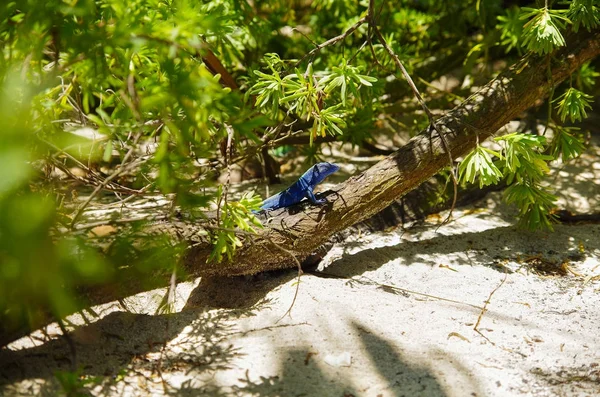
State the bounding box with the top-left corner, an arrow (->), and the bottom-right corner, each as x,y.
294,16 -> 368,67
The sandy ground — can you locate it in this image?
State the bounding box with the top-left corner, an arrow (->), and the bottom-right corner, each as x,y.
1,151 -> 600,397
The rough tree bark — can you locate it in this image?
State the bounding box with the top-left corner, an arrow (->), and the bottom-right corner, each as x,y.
2,29 -> 600,348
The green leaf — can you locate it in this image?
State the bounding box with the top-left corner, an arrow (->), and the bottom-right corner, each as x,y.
566,0 -> 600,32
458,145 -> 503,188
550,126 -> 586,161
554,87 -> 593,123
576,62 -> 600,91
102,140 -> 113,162
318,61 -> 377,107
496,7 -> 523,53
504,182 -> 556,231
520,7 -> 569,54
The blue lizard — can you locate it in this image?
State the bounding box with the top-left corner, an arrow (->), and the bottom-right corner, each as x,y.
257,162 -> 339,212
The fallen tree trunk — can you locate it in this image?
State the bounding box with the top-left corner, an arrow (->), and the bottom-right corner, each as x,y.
185,29 -> 600,276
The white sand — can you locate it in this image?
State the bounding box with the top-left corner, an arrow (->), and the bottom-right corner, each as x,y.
2,150 -> 599,397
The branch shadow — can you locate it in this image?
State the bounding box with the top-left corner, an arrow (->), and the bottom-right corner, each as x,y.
229,320 -> 484,396
183,269 -> 296,310
0,309 -> 237,395
233,348 -> 361,397
322,224 -> 594,278
355,322 -> 485,397
355,324 -> 449,396
0,270 -> 297,396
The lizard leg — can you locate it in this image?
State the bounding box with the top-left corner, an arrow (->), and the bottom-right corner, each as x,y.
306,188 -> 326,205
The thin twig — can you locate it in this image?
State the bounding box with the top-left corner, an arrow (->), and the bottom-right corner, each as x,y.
417,76 -> 465,102
368,0 -> 458,224
70,134 -> 145,228
156,265 -> 178,315
42,137 -> 103,184
216,124 -> 235,224
57,318 -> 77,371
94,183 -> 155,208
348,39 -> 370,64
365,0 -> 386,68
48,154 -> 143,195
271,240 -> 304,323
344,275 -> 485,311
543,58 -> 554,136
155,313 -> 171,393
200,224 -> 304,320
474,272 -> 508,344
294,16 -> 368,67
292,27 -> 319,48
70,214 -> 170,232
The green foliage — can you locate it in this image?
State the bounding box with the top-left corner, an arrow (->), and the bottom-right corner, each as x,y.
246,54 -> 288,118
554,87 -> 594,123
575,62 -> 600,91
520,7 -> 570,55
550,125 -> 586,161
496,7 -> 523,53
504,182 -> 557,230
280,64 -> 324,117
369,33 -> 414,72
318,61 -> 377,107
248,57 -> 376,145
3,0 -> 255,204
310,104 -> 347,144
565,0 -> 600,32
312,0 -> 359,20
209,190 -> 262,263
458,145 -> 503,188
495,133 -> 556,230
0,74 -> 105,330
457,131 -> 577,231
495,133 -> 551,184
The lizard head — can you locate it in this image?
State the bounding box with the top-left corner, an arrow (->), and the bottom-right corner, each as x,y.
310,162 -> 340,184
